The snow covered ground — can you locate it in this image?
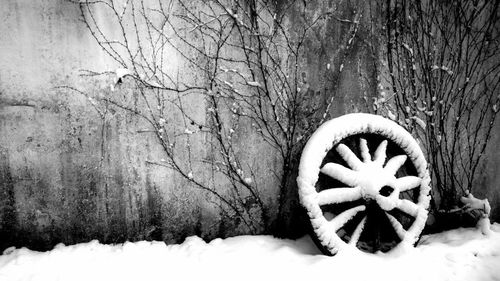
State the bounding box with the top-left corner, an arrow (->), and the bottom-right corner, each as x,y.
1,224 -> 500,281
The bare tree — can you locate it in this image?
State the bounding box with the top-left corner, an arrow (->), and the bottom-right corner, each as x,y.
382,0 -> 500,212
71,0 -> 365,235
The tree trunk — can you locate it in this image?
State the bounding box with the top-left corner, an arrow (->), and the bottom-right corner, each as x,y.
273,150 -> 310,238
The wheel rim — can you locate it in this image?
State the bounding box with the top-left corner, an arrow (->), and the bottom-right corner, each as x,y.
297,113 -> 431,255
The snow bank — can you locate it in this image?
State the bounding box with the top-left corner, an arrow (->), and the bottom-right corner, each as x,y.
1,225 -> 500,281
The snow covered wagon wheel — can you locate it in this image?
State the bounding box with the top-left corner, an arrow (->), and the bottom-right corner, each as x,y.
297,113 -> 431,255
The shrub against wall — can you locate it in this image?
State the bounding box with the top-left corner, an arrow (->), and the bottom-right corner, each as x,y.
73,0 -> 378,236
379,0 -> 500,221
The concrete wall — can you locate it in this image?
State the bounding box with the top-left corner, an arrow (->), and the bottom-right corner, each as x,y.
0,0 -> 498,251
0,0 -> 282,251
0,0 -> 219,250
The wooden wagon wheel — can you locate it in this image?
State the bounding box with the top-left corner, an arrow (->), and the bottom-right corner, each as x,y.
297,113 -> 431,255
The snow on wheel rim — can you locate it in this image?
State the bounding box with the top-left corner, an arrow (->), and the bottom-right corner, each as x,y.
297,113 -> 431,255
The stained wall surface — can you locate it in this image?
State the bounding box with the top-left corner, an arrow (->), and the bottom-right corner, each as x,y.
0,0 -> 219,250
0,0 -> 498,251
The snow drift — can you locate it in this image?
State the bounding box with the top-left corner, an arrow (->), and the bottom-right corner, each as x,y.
1,224 -> 500,281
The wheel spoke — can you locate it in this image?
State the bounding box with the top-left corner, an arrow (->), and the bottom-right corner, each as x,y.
373,140 -> 388,166
318,187 -> 362,205
349,216 -> 367,245
329,205 -> 366,231
385,213 -> 406,240
384,155 -> 407,175
359,138 -> 371,163
396,199 -> 419,217
394,176 -> 421,192
336,144 -> 363,170
321,163 -> 359,186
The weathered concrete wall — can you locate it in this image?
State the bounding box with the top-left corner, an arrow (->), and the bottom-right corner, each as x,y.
0,0 -> 498,252
0,0 -> 223,250
473,120 -> 500,220
0,0 -> 289,251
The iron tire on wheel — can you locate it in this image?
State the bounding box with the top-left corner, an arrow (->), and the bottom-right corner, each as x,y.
297,113 -> 431,255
